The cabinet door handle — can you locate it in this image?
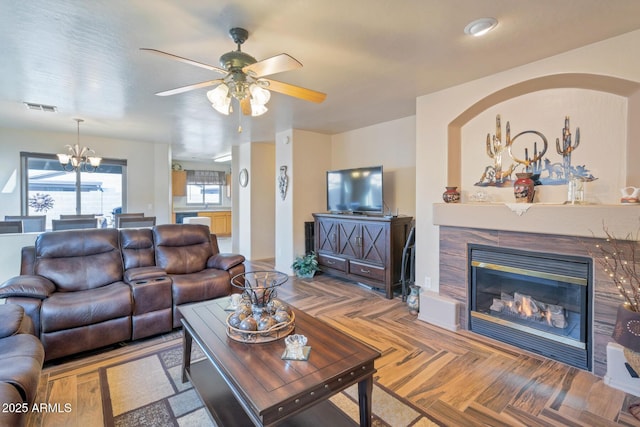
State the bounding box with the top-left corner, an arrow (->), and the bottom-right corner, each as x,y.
327,260 -> 335,265
360,268 -> 370,274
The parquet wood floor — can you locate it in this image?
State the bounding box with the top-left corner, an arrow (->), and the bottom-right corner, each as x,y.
29,259 -> 640,426
252,259 -> 640,427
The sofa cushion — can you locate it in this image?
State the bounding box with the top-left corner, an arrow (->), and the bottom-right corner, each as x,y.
0,304 -> 35,337
40,282 -> 132,332
120,228 -> 155,269
153,224 -> 213,274
34,229 -> 123,292
171,269 -> 231,306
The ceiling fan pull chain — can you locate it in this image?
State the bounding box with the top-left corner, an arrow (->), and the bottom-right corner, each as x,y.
238,102 -> 243,133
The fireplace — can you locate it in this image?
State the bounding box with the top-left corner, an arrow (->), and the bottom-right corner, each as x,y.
468,244 -> 592,370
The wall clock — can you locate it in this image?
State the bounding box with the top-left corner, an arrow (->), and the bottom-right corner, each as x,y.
239,168 -> 249,187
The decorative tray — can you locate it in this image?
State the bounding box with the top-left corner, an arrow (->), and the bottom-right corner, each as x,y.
225,311 -> 295,343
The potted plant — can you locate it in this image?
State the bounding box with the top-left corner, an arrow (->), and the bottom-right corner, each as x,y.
292,252 -> 320,279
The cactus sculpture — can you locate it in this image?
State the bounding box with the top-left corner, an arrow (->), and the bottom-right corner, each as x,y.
486,115 -> 506,183
556,116 -> 580,181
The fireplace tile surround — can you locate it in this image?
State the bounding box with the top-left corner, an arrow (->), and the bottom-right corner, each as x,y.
434,203 -> 640,377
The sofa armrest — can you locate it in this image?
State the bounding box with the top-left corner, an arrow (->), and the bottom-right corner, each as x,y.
124,266 -> 167,284
0,304 -> 27,338
0,275 -> 55,300
207,253 -> 245,271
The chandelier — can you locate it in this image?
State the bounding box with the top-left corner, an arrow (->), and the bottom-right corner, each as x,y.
57,118 -> 102,172
206,79 -> 271,117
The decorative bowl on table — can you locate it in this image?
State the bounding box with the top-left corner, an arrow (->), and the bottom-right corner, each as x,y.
227,271 -> 294,343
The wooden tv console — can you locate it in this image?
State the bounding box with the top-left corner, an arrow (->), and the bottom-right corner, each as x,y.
313,213 -> 413,299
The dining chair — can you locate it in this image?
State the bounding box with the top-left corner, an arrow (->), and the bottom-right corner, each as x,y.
51,218 -> 98,231
114,213 -> 145,228
59,214 -> 97,220
0,220 -> 23,234
117,216 -> 156,228
4,215 -> 46,233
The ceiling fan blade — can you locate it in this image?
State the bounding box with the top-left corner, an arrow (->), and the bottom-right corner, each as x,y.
240,97 -> 252,116
243,53 -> 302,78
155,79 -> 223,96
263,79 -> 326,103
140,48 -> 227,75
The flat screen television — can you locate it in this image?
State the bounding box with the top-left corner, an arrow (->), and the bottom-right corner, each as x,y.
326,165 -> 383,214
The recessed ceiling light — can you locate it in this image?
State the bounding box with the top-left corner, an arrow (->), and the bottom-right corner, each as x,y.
464,17 -> 498,37
214,154 -> 232,162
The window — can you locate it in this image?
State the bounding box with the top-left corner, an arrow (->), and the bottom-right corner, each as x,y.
186,170 -> 225,205
20,152 -> 127,229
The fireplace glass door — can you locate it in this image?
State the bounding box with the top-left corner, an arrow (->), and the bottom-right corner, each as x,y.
468,244 -> 592,370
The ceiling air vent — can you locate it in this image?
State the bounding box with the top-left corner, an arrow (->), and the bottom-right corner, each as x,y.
24,102 -> 57,112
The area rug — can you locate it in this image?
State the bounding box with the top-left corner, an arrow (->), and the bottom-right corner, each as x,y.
99,338 -> 438,427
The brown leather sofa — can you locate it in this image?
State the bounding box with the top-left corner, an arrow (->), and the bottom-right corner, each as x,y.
0,224 -> 244,361
0,303 -> 45,427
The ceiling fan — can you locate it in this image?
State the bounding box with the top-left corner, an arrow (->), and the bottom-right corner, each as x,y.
141,27 -> 326,117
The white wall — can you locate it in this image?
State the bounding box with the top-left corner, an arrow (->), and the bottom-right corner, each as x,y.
416,29 -> 640,293
250,142 -> 276,260
0,126 -> 171,282
462,89 -> 627,204
0,127 -> 171,222
331,116 -> 416,217
235,142 -> 252,257
274,129 -> 332,273
0,233 -> 38,282
234,141 -> 276,260
292,130 -> 332,257
275,130 -> 294,273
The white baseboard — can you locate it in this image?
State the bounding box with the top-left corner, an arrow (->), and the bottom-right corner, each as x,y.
604,342 -> 640,397
417,290 -> 460,331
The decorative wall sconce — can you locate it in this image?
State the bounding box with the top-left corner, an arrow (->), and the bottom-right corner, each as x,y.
279,166 -> 289,200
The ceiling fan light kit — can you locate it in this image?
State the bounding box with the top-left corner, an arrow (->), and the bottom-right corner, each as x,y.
142,27 -> 326,118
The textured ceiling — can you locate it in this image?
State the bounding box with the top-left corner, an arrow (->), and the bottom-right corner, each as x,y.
1,0 -> 640,161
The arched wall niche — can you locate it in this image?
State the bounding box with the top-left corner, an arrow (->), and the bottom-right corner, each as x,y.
446,73 -> 640,187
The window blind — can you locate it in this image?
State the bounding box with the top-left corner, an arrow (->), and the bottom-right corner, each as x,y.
186,170 -> 226,185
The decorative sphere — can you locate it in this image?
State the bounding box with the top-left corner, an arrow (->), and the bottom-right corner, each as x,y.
228,312 -> 246,328
273,311 -> 290,324
258,316 -> 277,331
238,317 -> 258,331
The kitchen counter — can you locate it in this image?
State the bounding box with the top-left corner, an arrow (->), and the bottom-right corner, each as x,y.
173,210 -> 231,236
173,208 -> 231,212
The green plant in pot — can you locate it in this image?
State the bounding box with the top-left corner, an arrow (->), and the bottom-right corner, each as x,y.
592,226 -> 640,371
292,252 -> 320,279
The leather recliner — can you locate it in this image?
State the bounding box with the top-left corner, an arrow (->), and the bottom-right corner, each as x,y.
1,229 -> 132,361
0,303 -> 44,427
0,224 -> 245,360
153,224 -> 245,327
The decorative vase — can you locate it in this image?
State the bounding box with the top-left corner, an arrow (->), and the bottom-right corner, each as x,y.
513,172 -> 535,203
407,285 -> 420,315
442,186 -> 460,203
613,304 -> 640,352
613,305 -> 640,374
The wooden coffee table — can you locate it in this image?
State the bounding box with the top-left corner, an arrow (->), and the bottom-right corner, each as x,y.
180,297 -> 381,426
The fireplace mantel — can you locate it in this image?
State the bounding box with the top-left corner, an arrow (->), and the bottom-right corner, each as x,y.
434,203 -> 640,239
